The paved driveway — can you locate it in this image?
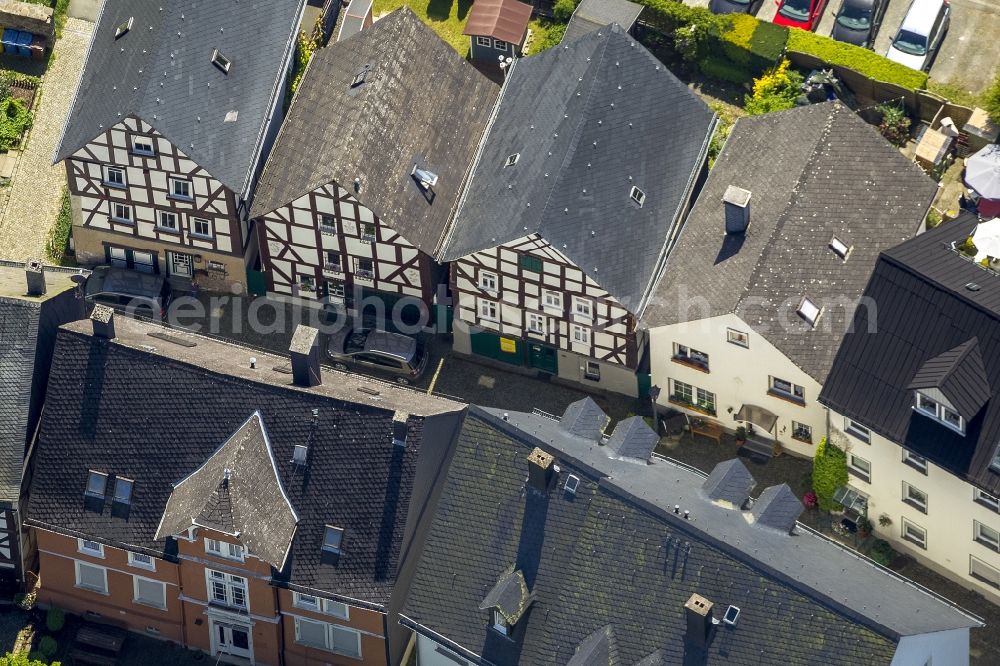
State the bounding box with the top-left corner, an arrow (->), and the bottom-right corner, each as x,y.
927,0 -> 1000,93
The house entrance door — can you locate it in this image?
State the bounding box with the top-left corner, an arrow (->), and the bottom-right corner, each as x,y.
168,251 -> 193,278
527,343 -> 558,374
212,621 -> 252,661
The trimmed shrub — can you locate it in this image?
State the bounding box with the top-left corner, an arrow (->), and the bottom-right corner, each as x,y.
985,72 -> 1000,125
46,606 -> 66,633
744,59 -> 803,116
869,539 -> 896,567
699,56 -> 749,84
553,0 -> 579,22
877,102 -> 911,146
0,98 -> 32,150
719,13 -> 788,76
38,636 -> 57,660
812,437 -> 848,512
47,187 -> 72,264
786,29 -> 928,91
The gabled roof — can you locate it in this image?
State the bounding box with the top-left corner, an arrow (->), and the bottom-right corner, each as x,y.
250,8 -> 499,255
463,0 -> 532,45
646,102 -> 937,383
749,484 -> 803,534
54,0 -> 303,195
567,625 -> 620,666
25,316 -> 464,604
908,338 -> 991,421
155,412 -> 298,569
604,416 -> 657,462
563,0 -> 642,43
401,407 -> 980,666
443,24 -> 716,314
559,397 -> 610,440
820,214 -> 1000,494
701,459 -> 755,507
479,568 -> 532,624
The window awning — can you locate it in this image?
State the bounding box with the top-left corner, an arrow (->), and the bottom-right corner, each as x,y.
833,485 -> 869,515
735,404 -> 778,433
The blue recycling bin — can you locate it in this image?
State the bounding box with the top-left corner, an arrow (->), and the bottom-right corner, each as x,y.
15,31 -> 33,58
2,29 -> 18,56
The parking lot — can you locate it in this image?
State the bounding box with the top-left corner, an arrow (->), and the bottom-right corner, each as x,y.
685,0 -> 1000,94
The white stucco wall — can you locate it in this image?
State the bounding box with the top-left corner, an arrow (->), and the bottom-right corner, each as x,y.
415,633 -> 472,666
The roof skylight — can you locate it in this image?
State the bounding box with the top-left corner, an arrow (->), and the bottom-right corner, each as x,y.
113,477 -> 133,505
505,153 -> 520,168
829,236 -> 851,260
797,297 -> 821,327
211,49 -> 232,74
85,470 -> 108,498
629,186 -> 645,207
115,17 -> 133,39
323,525 -> 344,554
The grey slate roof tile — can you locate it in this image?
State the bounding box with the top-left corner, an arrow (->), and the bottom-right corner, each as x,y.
250,8 -> 499,255
563,0 -> 642,43
646,102 -> 937,383
566,625 -> 619,666
55,0 -> 303,194
443,25 -> 716,314
700,459 -> 756,507
559,396 -> 610,440
749,483 -> 803,534
604,416 -> 657,461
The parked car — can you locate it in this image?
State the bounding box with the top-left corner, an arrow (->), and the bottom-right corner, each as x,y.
831,0 -> 887,47
773,0 -> 829,30
709,0 -> 765,14
886,0 -> 950,71
327,327 -> 428,385
83,266 -> 172,318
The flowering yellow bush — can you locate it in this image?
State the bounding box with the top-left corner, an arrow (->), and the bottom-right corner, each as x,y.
744,59 -> 803,116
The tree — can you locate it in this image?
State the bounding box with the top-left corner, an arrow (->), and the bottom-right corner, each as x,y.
812,437 -> 848,512
0,653 -> 60,666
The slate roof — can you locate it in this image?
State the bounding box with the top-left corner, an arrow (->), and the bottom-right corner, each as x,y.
646,102 -> 937,383
155,412 -> 299,570
559,397 -> 610,440
603,416 -> 658,461
54,0 -> 303,196
749,483 -> 803,534
463,0 -> 532,44
479,568 -> 532,624
566,625 -> 619,666
443,24 -> 716,314
401,406 -> 980,666
907,338 -> 991,421
25,316 -> 464,605
700,458 -> 755,507
820,214 -> 1000,495
563,0 -> 642,43
250,8 -> 499,256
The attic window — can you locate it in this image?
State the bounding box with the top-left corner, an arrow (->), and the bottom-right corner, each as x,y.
723,605 -> 741,626
351,64 -> 371,88
829,236 -> 851,260
564,474 -> 580,495
211,49 -> 232,74
323,525 -> 344,554
115,17 -> 133,39
113,477 -> 133,505
85,471 -> 108,498
629,186 -> 645,207
392,420 -> 408,447
504,153 -> 520,168
292,445 -> 308,465
797,297 -> 821,327
491,609 -> 510,636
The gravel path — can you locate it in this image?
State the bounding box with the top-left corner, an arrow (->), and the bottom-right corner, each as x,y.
0,18 -> 93,262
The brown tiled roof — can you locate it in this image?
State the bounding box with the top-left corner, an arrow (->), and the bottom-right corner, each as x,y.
463,0 -> 532,44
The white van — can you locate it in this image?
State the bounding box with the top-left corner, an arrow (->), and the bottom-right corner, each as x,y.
886,0 -> 950,71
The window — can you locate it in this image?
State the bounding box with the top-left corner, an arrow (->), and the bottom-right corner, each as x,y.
319,215 -> 336,233
360,223 -> 376,242
585,361 -> 600,381
914,391 -> 965,434
791,421 -> 812,444
326,281 -> 345,300
323,525 -> 344,554
86,470 -> 108,498
128,552 -> 155,571
527,313 -> 545,335
673,344 -> 709,371
830,236 -> 851,260
110,202 -> 133,223
797,297 -> 821,326
131,136 -> 155,156
671,379 -> 694,405
354,258 -> 374,279
519,254 -> 542,273
971,555 -> 1000,589
492,609 -> 509,635
479,271 -> 498,292
903,482 -> 928,513
565,474 -> 581,494
211,48 -> 231,74
169,178 -> 192,199
696,388 -> 716,414
902,450 -> 928,474
191,217 -> 212,238
299,275 -> 316,293
115,16 -> 133,39
543,290 -> 562,311
78,539 -> 104,557
158,210 -> 178,231
207,570 -> 247,608
205,539 -> 245,562
727,328 -> 749,348
476,36 -> 491,47
113,477 -> 133,505
975,489 -> 1000,513
845,418 -> 870,444
573,297 -> 592,319
848,454 -> 871,483
75,561 -> 108,594
493,38 -> 508,51
629,186 -> 645,207
323,599 -> 349,619
293,591 -> 321,612
572,325 -> 589,345
505,153 -> 520,167
769,376 -> 804,402
902,519 -> 927,549
133,576 -> 166,609
104,166 -> 126,188
294,618 -> 361,657
974,521 -> 1000,551
479,299 -> 498,321
324,251 -> 342,273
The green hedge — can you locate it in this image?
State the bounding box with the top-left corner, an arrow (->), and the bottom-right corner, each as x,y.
787,29 -> 928,91
812,437 -> 848,512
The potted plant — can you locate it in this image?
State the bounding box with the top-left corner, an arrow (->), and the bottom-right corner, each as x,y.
734,426 -> 747,444
878,513 -> 893,529
803,490 -> 818,510
858,516 -> 873,538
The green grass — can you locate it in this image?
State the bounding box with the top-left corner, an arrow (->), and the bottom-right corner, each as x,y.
373,0 -> 474,55
47,187 -> 72,264
926,80 -> 982,109
525,17 -> 565,55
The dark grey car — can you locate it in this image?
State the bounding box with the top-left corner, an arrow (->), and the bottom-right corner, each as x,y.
327,327 -> 428,385
709,0 -> 764,14
83,266 -> 172,318
831,0 -> 886,48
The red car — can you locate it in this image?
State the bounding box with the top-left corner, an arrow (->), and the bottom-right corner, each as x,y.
773,0 -> 828,30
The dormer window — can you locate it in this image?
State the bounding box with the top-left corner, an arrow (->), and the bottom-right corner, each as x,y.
86,471 -> 108,498
797,297 -> 821,327
115,17 -> 133,39
211,49 -> 232,74
829,236 -> 851,260
629,186 -> 645,207
113,477 -> 133,505
914,391 -> 965,434
492,609 -> 510,635
504,153 -> 520,167
323,525 -> 344,554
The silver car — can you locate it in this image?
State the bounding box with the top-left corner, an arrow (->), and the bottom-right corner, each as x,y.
327,327 -> 428,385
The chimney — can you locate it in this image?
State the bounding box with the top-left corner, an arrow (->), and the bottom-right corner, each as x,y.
684,593 -> 714,650
91,304 -> 116,339
723,186 -> 751,234
526,447 -> 554,494
25,258 -> 45,296
289,325 -> 322,387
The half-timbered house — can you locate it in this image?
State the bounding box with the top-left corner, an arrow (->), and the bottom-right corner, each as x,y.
442,24 -> 716,397
250,8 -> 498,320
54,0 -> 304,291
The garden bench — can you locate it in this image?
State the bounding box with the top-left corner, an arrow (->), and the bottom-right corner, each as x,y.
739,437 -> 776,461
690,420 -> 724,445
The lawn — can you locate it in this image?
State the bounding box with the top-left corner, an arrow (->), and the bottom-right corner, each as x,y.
373,0 -> 475,55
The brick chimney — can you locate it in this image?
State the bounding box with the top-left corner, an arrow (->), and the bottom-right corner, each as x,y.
25,258 -> 45,297
526,447 -> 554,494
289,325 -> 322,387
91,304 -> 116,339
723,186 -> 751,234
684,593 -> 714,650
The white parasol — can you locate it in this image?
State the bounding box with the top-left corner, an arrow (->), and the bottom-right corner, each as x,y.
966,144 -> 1000,200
